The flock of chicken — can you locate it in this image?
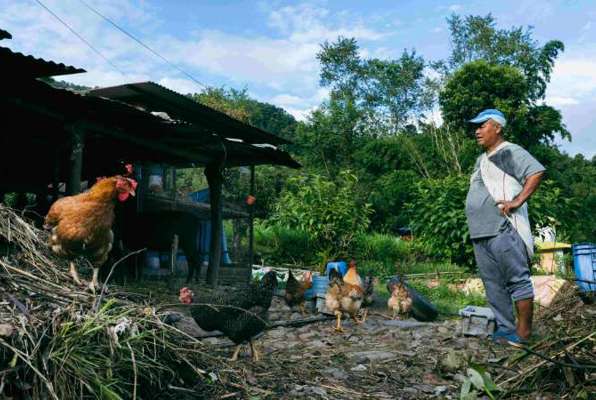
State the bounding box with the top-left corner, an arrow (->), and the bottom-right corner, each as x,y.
41,171 -> 414,362
177,260 -> 413,361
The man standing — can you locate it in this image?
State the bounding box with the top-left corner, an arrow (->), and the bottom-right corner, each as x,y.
465,109 -> 544,344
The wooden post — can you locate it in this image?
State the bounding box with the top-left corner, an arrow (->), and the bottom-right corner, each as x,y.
51,149 -> 60,201
66,123 -> 84,195
248,165 -> 255,272
205,163 -> 223,288
168,234 -> 179,290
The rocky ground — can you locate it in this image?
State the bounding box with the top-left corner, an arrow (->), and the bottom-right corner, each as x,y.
172,296 -> 508,399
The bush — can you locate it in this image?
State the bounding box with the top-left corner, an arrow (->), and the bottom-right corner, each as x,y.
353,232 -> 409,261
254,223 -> 315,266
405,175 -> 474,267
270,170 -> 372,258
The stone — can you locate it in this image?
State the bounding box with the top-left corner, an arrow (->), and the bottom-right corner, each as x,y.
349,350 -> 397,363
323,367 -> 348,380
382,320 -> 428,329
532,275 -> 570,308
434,385 -> 448,395
351,364 -> 367,372
0,324 -> 14,337
266,328 -> 287,339
298,331 -> 317,341
309,339 -> 327,348
201,337 -> 222,346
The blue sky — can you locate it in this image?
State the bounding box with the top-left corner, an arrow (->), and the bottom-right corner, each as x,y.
1,0 -> 595,157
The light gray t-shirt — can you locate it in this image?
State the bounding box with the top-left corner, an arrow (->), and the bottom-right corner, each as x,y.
465,143 -> 545,239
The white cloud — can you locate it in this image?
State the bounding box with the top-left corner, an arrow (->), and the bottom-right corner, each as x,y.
267,88 -> 329,121
157,77 -> 202,95
544,96 -> 579,107
266,4 -> 387,43
269,94 -> 304,106
448,4 -> 462,12
283,106 -> 316,122
545,43 -> 596,113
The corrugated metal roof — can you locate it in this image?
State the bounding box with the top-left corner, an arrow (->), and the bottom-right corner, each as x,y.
1,77 -> 299,193
86,81 -> 291,146
0,46 -> 85,77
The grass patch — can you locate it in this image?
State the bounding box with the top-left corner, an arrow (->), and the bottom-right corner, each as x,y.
408,278 -> 487,316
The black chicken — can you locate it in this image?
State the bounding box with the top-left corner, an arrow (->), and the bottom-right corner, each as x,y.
360,274 -> 376,322
179,271 -> 278,361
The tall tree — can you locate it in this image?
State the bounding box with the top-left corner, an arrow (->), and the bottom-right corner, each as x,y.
317,37 -> 436,134
443,14 -> 564,101
438,14 -> 570,148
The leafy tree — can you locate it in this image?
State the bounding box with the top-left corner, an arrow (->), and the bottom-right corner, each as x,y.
317,37 -> 436,133
439,61 -> 527,133
269,170 -> 372,259
439,60 -> 570,147
295,95 -> 364,174
443,14 -> 564,102
190,87 -> 298,141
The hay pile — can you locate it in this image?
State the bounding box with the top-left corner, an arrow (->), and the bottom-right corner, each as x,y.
0,205 -> 242,399
494,282 -> 596,398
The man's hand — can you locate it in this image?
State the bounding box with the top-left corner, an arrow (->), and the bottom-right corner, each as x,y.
497,199 -> 522,216
496,172 -> 544,217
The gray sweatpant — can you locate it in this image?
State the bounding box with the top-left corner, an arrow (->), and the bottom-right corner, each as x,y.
472,223 -> 534,332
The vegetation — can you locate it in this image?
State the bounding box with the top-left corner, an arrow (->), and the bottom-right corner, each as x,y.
40,13 -> 595,271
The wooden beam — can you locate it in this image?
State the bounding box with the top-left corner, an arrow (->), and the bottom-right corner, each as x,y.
248,165 -> 255,271
82,121 -> 214,165
205,163 -> 224,288
66,123 -> 84,195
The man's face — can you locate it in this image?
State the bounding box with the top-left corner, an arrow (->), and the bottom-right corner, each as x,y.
475,119 -> 502,149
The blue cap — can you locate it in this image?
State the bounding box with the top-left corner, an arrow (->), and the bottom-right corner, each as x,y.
469,109 -> 507,127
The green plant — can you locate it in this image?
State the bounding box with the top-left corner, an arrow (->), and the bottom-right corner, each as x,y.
254,223 -> 315,266
353,232 -> 410,263
460,366 -> 501,400
405,175 -> 474,267
270,170 -> 372,258
408,278 -> 486,316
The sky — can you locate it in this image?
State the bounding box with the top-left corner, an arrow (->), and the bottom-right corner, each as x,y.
1,0 -> 595,158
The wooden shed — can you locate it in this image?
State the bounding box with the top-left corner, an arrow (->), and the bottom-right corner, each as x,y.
0,32 -> 300,286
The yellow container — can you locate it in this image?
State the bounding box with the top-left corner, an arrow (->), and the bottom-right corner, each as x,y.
535,242 -> 571,274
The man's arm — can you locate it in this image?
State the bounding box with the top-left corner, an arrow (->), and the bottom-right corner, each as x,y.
497,171 -> 544,216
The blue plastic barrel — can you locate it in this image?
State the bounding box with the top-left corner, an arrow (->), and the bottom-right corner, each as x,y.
572,242 -> 596,293
176,254 -> 188,274
145,250 -> 160,271
326,261 -> 348,278
311,275 -> 329,298
304,286 -> 314,300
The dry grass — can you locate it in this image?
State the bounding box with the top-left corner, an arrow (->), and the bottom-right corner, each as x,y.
0,205 -> 245,399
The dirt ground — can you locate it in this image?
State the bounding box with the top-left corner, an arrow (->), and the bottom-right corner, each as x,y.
171,295 -> 512,399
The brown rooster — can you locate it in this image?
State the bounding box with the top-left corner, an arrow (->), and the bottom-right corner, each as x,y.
44,174 -> 137,292
387,279 -> 413,320
325,268 -> 364,332
284,270 -> 312,315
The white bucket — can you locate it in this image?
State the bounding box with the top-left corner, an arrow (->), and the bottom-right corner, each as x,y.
148,174 -> 163,192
